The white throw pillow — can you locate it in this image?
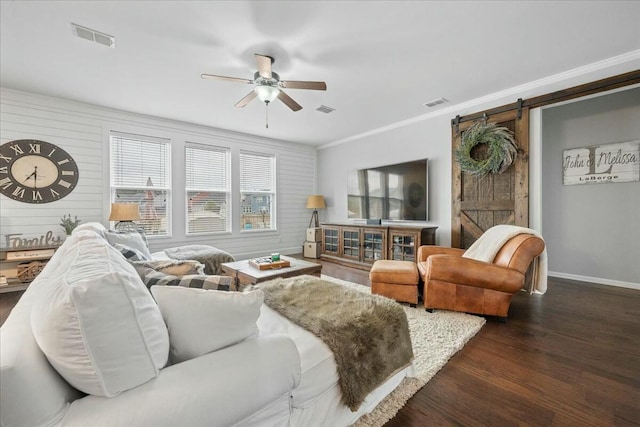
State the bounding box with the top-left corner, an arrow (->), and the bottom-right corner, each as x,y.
31,232 -> 169,397
150,286 -> 264,364
105,231 -> 152,260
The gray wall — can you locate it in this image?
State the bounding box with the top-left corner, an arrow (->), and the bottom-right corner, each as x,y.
318,115 -> 450,244
541,87 -> 640,285
0,88 -> 317,260
319,77 -> 639,288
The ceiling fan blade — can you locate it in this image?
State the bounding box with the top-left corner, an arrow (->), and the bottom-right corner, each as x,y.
201,74 -> 253,84
277,90 -> 302,112
280,80 -> 327,91
255,54 -> 273,79
235,91 -> 257,108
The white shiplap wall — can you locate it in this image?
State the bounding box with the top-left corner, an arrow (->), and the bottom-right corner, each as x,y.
0,88 -> 317,259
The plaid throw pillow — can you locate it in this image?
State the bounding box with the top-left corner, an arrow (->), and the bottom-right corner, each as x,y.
114,243 -> 150,262
143,269 -> 235,291
105,231 -> 152,259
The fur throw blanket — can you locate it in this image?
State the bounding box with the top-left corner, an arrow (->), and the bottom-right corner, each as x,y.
256,275 -> 414,411
163,245 -> 234,275
463,224 -> 548,294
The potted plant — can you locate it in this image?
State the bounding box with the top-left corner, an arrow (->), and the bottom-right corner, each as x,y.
60,214 -> 82,235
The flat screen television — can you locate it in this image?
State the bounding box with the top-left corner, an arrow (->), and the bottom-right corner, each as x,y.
347,159 -> 428,221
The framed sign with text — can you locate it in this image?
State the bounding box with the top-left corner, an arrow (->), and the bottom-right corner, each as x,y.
562,140 -> 640,185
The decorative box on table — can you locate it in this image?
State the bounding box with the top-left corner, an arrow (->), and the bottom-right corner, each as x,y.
249,257 -> 291,270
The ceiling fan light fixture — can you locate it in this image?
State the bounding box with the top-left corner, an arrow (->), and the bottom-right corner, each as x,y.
202,54 -> 325,113
254,85 -> 279,103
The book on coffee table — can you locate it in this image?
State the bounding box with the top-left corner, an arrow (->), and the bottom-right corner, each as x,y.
248,257 -> 291,270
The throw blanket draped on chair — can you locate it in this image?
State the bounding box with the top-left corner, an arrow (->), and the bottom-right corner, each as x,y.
462,225 -> 548,294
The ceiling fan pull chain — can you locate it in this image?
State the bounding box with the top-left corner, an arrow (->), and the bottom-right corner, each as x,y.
265,102 -> 269,128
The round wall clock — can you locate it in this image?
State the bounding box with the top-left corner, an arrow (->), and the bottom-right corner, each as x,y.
0,140 -> 79,204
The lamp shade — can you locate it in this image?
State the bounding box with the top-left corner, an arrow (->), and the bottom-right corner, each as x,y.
306,195 -> 326,209
108,203 -> 141,221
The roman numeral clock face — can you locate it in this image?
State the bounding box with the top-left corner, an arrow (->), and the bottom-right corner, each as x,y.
0,140 -> 79,204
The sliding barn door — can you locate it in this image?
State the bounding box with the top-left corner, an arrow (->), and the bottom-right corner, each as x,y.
451,108 -> 530,249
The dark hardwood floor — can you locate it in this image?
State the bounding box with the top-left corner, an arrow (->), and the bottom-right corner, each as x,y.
0,290 -> 23,325
311,258 -> 640,426
2,259 -> 638,426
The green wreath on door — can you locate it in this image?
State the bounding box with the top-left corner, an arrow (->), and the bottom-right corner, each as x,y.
455,122 -> 518,177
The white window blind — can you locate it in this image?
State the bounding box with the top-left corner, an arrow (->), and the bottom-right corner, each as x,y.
239,151 -> 275,230
185,144 -> 230,234
110,131 -> 171,236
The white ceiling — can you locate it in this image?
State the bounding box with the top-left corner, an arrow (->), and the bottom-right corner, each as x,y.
1,1 -> 639,146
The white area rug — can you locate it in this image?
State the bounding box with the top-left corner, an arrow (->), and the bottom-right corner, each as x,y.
320,275 -> 486,427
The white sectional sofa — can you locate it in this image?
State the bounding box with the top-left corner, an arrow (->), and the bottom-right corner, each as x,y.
0,223 -> 413,427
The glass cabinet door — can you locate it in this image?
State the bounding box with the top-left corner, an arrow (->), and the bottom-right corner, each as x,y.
322,226 -> 339,256
362,229 -> 386,264
341,227 -> 360,261
389,231 -> 417,261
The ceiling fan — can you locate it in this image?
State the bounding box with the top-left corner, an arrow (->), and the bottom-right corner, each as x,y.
201,54 -> 327,126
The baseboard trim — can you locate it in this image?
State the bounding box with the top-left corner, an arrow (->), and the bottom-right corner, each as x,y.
548,271 -> 640,291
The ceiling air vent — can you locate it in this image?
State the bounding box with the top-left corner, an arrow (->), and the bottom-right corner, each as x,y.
423,97 -> 448,108
316,105 -> 335,114
71,23 -> 115,48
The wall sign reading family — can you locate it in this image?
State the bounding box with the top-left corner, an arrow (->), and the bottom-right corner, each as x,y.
563,140 -> 640,185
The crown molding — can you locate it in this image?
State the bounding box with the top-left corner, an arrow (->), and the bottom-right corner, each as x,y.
320,49 -> 640,150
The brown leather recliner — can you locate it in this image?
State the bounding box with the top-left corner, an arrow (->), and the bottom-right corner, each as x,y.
417,234 -> 545,321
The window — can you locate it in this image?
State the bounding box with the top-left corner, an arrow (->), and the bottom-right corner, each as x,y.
185,144 -> 230,234
239,151 -> 275,230
110,131 -> 171,236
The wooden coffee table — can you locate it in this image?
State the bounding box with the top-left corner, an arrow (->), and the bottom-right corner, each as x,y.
221,255 -> 322,289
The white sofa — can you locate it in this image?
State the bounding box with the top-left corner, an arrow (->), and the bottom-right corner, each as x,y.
1,224 -> 413,427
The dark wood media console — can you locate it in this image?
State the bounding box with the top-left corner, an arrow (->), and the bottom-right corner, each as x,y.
320,222 -> 437,270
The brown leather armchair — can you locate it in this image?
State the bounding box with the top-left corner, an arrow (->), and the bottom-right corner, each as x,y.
417,234 -> 545,321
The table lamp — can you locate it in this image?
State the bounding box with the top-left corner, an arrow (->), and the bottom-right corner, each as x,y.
306,195 -> 326,228
109,203 -> 142,233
